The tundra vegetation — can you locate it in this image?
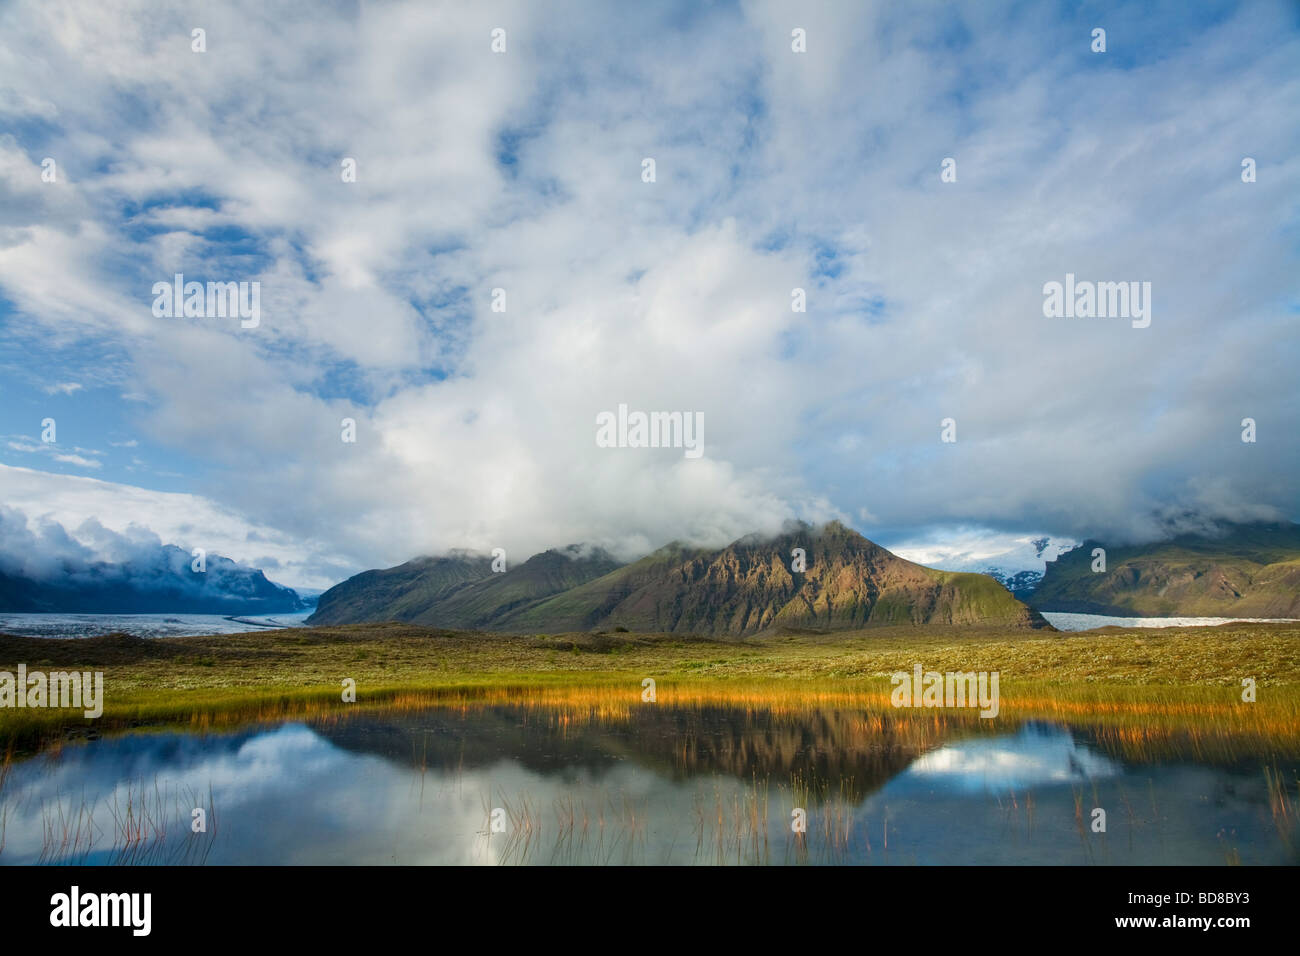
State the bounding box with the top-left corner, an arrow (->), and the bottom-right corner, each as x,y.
0,621 -> 1296,759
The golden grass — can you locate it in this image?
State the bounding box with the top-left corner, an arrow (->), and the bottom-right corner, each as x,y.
0,621 -> 1297,758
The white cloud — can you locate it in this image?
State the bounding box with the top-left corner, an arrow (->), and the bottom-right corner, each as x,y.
0,464 -> 343,588
5,438 -> 103,470
0,0 -> 1295,585
888,527 -> 1075,573
51,453 -> 101,468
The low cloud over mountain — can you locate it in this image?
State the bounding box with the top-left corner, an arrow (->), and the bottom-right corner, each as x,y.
0,507 -> 303,614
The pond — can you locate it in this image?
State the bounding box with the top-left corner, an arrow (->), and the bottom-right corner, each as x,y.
0,703 -> 1295,865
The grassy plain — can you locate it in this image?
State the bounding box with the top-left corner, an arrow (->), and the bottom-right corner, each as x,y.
1,621 -> 1297,756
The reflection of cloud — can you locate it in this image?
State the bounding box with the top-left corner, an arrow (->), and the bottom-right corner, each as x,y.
0,724 -> 708,865
0,717 -> 1288,865
0,725 -> 483,864
902,725 -> 1120,793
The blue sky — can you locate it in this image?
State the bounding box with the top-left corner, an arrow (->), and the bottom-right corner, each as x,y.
0,0 -> 1297,589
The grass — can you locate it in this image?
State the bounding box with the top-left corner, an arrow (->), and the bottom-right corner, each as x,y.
1,621 -> 1298,756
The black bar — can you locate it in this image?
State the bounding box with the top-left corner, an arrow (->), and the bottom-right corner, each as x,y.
1,865 -> 1283,941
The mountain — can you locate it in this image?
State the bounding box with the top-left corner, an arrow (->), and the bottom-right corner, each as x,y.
313,522 -> 1049,634
307,545 -> 622,627
405,545 -> 622,628
0,545 -> 304,615
1029,521 -> 1300,617
984,568 -> 1043,601
307,551 -> 495,625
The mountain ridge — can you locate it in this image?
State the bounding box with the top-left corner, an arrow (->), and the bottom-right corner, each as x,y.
0,545 -> 304,615
1029,521 -> 1300,617
309,522 -> 1049,634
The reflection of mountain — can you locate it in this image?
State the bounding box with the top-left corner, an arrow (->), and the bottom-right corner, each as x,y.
7,715 -> 1292,866
311,521 -> 1048,633
309,704 -> 975,804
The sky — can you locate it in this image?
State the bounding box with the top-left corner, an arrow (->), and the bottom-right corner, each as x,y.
0,0 -> 1297,590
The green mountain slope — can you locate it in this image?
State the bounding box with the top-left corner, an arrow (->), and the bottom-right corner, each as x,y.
1029,522 -> 1300,617
407,545 -> 623,628
307,551 -> 494,625
499,542 -> 711,632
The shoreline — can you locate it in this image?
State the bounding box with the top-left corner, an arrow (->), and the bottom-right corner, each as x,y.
1,621 -> 1297,756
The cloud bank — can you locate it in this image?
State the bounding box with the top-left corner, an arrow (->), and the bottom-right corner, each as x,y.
0,505 -> 302,611
0,0 -> 1295,584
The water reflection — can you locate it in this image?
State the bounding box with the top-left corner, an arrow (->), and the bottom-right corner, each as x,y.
902,723 -> 1122,793
0,704 -> 1295,865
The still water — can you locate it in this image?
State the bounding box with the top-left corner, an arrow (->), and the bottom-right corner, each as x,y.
1,704 -> 1294,865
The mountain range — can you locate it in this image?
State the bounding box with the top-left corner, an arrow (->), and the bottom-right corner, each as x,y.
1029,521 -> 1300,617
0,545 -> 305,615
10,519 -> 1290,626
308,521 -> 1049,633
